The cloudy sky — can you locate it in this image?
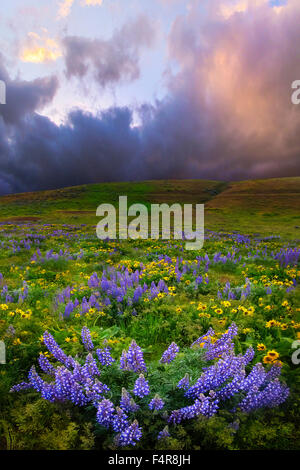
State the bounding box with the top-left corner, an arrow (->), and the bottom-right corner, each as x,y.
0,0 -> 299,194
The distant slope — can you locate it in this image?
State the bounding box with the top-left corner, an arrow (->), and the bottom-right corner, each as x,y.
205,177 -> 300,238
207,177 -> 300,212
0,177 -> 299,238
0,180 -> 227,218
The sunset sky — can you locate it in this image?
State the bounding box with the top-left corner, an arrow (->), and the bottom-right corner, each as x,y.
0,0 -> 299,194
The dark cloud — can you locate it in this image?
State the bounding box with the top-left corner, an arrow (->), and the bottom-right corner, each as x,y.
1,76 -> 59,125
0,55 -> 59,125
140,0 -> 300,181
63,15 -> 156,88
1,3 -> 300,195
0,105 -> 142,194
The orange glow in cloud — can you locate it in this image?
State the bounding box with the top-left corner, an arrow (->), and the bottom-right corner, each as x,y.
218,0 -> 283,19
202,47 -> 273,139
20,33 -> 62,63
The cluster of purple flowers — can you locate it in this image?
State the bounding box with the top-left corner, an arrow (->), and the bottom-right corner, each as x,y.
112,407 -> 129,432
96,346 -> 115,366
183,326 -> 288,417
133,374 -> 150,398
11,324 -> 289,447
96,399 -> 142,446
1,279 -> 29,304
169,392 -> 219,424
204,323 -> 238,360
160,342 -> 180,364
96,399 -> 115,428
116,420 -> 142,447
120,340 -> 147,373
177,373 -> 190,390
81,326 -> 94,352
11,330 -> 109,407
149,394 -> 165,411
120,388 -> 140,413
31,248 -> 82,263
57,266 -> 173,320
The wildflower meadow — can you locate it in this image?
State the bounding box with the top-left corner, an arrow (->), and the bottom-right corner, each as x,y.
1,0 -> 300,456
0,201 -> 299,450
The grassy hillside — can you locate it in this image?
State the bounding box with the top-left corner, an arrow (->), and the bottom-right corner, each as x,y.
0,180 -> 225,217
205,177 -> 300,238
0,177 -> 299,238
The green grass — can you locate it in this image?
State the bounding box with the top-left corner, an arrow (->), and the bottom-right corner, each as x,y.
0,181 -> 299,450
0,177 -> 299,239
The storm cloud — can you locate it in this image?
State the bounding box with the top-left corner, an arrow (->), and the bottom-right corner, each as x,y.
0,1 -> 300,195
63,15 -> 156,88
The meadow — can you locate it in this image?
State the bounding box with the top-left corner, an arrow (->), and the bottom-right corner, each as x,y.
0,177 -> 299,450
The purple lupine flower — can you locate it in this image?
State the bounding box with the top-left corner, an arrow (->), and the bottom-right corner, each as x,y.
168,392 -> 219,424
96,347 -> 115,366
149,394 -> 164,411
198,391 -> 220,417
96,399 -> 115,428
204,323 -> 238,360
54,367 -> 88,406
81,327 -> 94,352
168,409 -> 183,425
160,342 -> 180,364
81,353 -> 101,380
10,382 -> 33,393
240,363 -> 267,393
120,349 -> 128,371
85,379 -> 110,402
112,407 -> 129,433
239,379 -> 289,413
133,374 -> 150,398
265,363 -> 282,382
117,420 -> 142,447
120,388 -> 140,413
42,331 -> 74,368
177,373 -> 190,390
216,370 -> 245,401
120,340 -> 147,373
185,354 -> 245,399
28,366 -> 45,393
38,354 -> 56,376
64,301 -> 74,319
191,328 -> 215,349
243,347 -> 255,365
158,426 -> 170,440
258,379 -> 289,409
